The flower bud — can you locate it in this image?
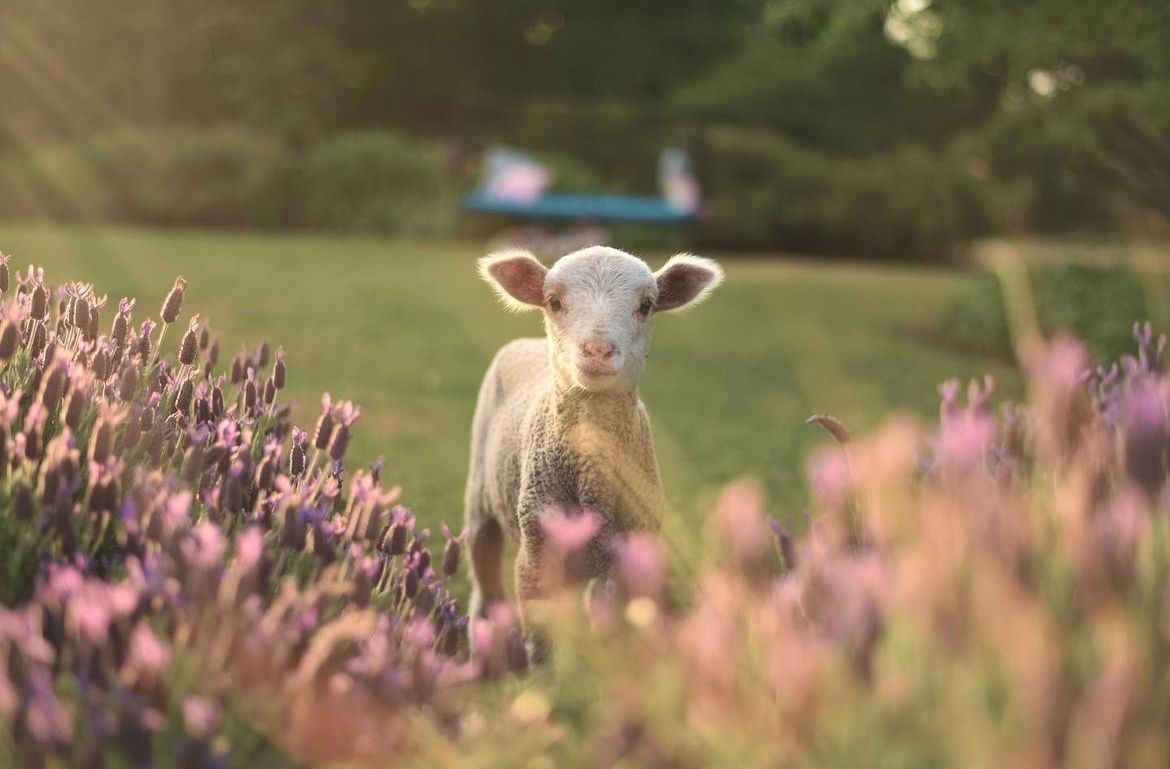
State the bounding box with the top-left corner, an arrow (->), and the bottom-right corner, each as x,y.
85,307 -> 99,342
380,522 -> 407,556
290,442 -> 306,476
257,341 -> 270,369
71,296 -> 90,330
122,410 -> 142,451
14,481 -> 33,520
0,255 -> 9,293
196,397 -> 211,425
22,427 -> 41,461
161,277 -> 187,324
443,536 -> 461,576
263,376 -> 276,406
313,410 -> 334,451
175,379 -> 194,416
112,314 -> 128,346
255,455 -> 275,491
40,363 -> 67,412
329,423 -> 349,462
415,583 -> 436,614
181,446 -> 205,485
280,506 -> 306,550
211,385 -> 225,419
179,323 -> 198,366
244,379 -> 257,415
30,322 -> 47,359
414,547 -> 431,575
223,471 -> 244,513
119,364 -> 139,401
402,567 -> 420,600
64,388 -> 88,431
0,322 -> 17,361
90,418 -> 114,464
273,351 -> 286,389
92,347 -> 110,380
441,623 -> 460,657
30,283 -> 48,320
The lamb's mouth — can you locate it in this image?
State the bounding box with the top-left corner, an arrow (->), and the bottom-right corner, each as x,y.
575,362 -> 619,381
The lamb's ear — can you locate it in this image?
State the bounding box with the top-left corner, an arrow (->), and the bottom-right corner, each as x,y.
654,254 -> 724,312
478,249 -> 548,311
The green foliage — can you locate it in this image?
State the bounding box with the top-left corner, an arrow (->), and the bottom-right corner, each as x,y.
0,127 -> 293,227
538,152 -> 605,193
2,0 -> 1170,251
302,131 -> 458,235
944,260 -> 1163,361
698,127 -> 990,259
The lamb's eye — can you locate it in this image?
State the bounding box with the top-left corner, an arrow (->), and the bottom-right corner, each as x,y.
547,296 -> 563,313
638,298 -> 653,317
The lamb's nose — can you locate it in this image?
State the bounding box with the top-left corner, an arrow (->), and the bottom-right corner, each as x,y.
581,339 -> 617,361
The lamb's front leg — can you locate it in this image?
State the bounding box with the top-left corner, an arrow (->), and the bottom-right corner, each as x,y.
514,506 -> 551,665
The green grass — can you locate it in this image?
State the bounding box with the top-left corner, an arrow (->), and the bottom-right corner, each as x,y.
0,223 -> 1019,542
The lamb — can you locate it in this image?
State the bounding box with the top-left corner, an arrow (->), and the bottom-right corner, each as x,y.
464,245 -> 723,640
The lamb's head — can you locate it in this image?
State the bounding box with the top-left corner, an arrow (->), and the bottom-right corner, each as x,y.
479,246 -> 723,393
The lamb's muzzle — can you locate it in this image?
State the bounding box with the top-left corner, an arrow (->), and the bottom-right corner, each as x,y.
464,245 -> 723,661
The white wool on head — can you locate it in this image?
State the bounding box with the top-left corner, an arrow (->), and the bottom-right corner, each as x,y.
479,245 -> 723,393
543,246 -> 658,393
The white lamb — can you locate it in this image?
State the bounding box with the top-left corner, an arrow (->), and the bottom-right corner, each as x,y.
464,245 -> 723,634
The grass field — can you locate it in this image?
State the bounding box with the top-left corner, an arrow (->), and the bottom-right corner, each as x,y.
0,223 -> 1018,544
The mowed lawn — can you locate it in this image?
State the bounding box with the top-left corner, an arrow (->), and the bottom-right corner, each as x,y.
0,223 -> 1018,545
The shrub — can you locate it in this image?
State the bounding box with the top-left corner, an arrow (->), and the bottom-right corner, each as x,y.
0,259 -> 490,766
697,127 -> 993,259
0,127 -> 294,227
301,130 -> 457,235
944,259 -> 1163,361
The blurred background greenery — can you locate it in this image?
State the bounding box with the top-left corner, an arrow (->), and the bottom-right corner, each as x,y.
2,0 -> 1168,251
1,0 -> 1168,532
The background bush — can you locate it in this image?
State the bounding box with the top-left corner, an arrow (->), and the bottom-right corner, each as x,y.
943,259 -> 1169,360
302,130 -> 458,236
695,127 -> 994,259
0,127 -> 294,227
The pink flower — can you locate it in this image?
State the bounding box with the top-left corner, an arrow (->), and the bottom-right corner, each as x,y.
182,695 -> 220,739
542,507 -> 602,552
615,533 -> 665,596
182,520 -> 226,570
68,588 -> 111,644
807,446 -> 852,503
128,623 -> 171,675
235,527 -> 264,569
1027,334 -> 1088,390
936,411 -> 996,468
164,491 -> 193,526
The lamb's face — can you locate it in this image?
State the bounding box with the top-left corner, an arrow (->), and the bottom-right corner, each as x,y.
479,246 -> 723,394
543,248 -> 657,392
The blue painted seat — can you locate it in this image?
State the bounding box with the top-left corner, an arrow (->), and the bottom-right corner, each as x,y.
463,146 -> 700,225
463,189 -> 696,223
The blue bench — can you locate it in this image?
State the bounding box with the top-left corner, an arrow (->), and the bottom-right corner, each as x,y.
462,146 -> 700,226
463,189 -> 697,224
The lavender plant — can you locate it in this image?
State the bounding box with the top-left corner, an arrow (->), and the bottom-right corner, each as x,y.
2,252 -> 1169,769
0,257 -> 512,768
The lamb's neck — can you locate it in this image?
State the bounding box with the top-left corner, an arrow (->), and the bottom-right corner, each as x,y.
552,384 -> 640,428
